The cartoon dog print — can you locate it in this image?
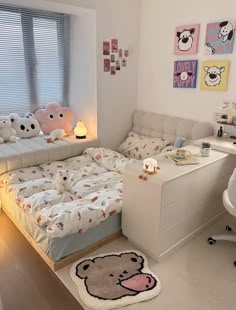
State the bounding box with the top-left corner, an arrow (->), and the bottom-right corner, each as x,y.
219,21 -> 234,43
177,28 -> 195,51
205,42 -> 215,55
176,71 -> 193,81
204,66 -> 225,87
75,252 -> 157,300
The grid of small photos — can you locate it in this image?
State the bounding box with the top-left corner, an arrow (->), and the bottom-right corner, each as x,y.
103,39 -> 129,75
173,20 -> 235,91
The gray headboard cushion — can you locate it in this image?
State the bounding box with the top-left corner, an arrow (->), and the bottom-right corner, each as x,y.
132,111 -> 213,145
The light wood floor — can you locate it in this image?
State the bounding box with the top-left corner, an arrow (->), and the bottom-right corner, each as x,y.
0,211 -> 83,310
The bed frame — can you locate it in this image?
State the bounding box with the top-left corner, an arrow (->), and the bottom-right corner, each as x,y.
2,206 -> 122,271
0,111 -> 213,271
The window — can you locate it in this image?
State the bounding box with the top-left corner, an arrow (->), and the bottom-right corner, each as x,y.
0,5 -> 70,115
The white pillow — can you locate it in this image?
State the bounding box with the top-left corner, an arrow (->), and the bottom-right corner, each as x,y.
118,131 -> 170,160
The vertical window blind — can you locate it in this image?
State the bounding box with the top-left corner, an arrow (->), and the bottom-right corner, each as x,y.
0,5 -> 70,115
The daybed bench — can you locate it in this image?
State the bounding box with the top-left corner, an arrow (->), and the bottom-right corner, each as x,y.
0,111 -> 218,271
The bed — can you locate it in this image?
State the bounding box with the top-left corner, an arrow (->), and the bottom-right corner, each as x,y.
0,111 -> 213,270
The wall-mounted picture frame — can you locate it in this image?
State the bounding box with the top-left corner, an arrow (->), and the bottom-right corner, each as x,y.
200,60 -> 230,91
173,60 -> 198,88
103,41 -> 110,55
111,39 -> 118,53
104,58 -> 110,72
205,21 -> 236,55
174,24 -> 200,55
111,65 -> 116,75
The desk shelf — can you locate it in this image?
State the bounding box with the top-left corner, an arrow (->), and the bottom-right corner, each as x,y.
216,122 -> 236,127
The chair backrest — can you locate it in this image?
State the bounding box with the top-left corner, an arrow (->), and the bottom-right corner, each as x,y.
228,168 -> 236,211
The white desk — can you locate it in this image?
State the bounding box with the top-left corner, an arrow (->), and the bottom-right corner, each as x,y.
122,145 -> 236,261
194,136 -> 236,155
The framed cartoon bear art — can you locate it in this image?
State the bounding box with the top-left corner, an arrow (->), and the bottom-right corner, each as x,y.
200,60 -> 230,91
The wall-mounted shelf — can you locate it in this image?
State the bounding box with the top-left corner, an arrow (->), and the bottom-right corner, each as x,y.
216,122 -> 236,127
216,136 -> 236,142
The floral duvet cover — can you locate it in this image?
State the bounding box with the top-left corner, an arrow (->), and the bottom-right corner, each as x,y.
0,148 -> 135,238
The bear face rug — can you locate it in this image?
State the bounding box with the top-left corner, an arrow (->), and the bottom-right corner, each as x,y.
70,250 -> 161,310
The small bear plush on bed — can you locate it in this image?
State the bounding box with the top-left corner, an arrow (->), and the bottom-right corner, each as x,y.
54,170 -> 72,193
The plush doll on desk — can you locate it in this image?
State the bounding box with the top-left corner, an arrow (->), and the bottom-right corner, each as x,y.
0,116 -> 17,143
139,158 -> 160,181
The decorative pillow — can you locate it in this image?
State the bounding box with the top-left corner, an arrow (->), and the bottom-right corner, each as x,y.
118,131 -> 170,160
35,103 -> 74,135
10,113 -> 41,139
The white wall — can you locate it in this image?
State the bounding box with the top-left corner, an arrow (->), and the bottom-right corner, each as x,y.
138,0 -> 236,127
52,0 -> 141,148
69,12 -> 98,139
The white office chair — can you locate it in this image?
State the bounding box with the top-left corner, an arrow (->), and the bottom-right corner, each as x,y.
208,169 -> 236,267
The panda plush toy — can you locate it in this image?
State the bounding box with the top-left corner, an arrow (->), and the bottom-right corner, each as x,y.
10,113 -> 41,139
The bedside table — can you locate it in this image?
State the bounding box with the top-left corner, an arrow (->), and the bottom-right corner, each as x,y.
122,145 -> 236,261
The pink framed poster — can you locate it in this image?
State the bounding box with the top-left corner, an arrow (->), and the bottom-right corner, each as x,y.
174,24 -> 200,55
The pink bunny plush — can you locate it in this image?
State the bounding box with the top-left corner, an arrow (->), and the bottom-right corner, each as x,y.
35,103 -> 74,135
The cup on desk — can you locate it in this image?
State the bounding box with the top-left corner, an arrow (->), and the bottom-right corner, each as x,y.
175,149 -> 191,159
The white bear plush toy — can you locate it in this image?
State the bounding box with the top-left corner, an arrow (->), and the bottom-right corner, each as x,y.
54,170 -> 72,193
10,113 -> 41,139
46,129 -> 66,143
0,116 -> 17,143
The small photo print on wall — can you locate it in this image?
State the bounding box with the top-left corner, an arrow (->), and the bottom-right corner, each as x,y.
173,60 -> 198,88
111,39 -> 118,53
111,65 -> 116,75
205,21 -> 235,54
116,60 -> 120,70
124,49 -> 129,57
104,59 -> 110,72
174,24 -> 200,55
103,41 -> 110,55
111,54 -> 115,63
200,60 -> 230,91
122,58 -> 127,67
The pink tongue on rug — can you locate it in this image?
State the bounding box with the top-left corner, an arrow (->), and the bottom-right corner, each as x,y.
120,273 -> 156,292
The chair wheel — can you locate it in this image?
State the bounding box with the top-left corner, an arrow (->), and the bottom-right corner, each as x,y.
208,237 -> 216,245
234,261 -> 236,267
226,225 -> 232,232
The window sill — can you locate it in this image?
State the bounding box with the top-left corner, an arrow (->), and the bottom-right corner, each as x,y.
0,135 -> 99,174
